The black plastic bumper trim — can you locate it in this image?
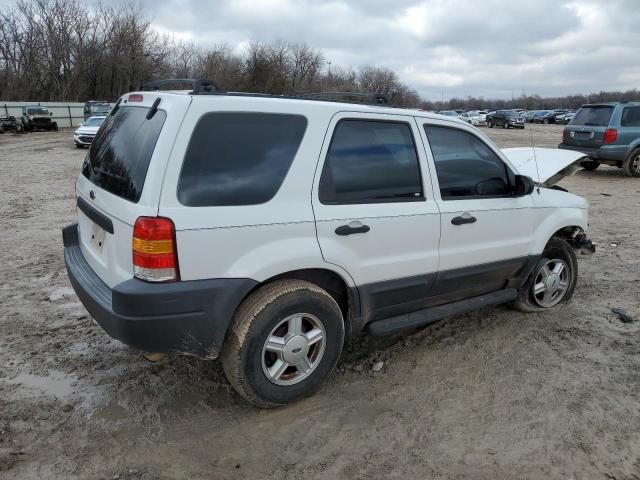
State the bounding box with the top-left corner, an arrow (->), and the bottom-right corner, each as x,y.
62,223 -> 257,359
77,196 -> 114,234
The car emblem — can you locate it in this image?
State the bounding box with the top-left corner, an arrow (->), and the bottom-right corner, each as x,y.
90,190 -> 96,199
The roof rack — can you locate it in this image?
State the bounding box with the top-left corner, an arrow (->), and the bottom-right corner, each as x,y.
138,78 -> 392,106
296,91 -> 390,105
139,78 -> 225,94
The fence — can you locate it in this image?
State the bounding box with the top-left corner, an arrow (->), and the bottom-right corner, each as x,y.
2,101 -> 86,128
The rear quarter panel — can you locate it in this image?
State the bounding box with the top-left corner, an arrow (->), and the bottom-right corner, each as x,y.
159,97 -> 353,285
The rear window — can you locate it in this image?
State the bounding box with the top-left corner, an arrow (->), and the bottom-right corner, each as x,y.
82,106 -> 166,203
571,106 -> 614,126
177,113 -> 307,207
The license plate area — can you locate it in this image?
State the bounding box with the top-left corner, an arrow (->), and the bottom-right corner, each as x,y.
90,222 -> 107,252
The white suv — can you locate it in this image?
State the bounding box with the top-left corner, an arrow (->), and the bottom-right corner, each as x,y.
63,81 -> 594,407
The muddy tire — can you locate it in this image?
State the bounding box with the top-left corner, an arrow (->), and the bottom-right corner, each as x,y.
221,279 -> 345,408
512,237 -> 578,313
581,160 -> 600,171
622,148 -> 640,177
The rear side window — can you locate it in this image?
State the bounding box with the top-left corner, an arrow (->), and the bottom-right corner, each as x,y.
177,113 -> 307,207
424,125 -> 511,199
621,107 -> 640,127
83,106 -> 166,203
319,120 -> 423,204
571,106 -> 613,126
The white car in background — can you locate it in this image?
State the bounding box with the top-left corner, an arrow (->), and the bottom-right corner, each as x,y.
73,116 -> 106,148
459,110 -> 488,126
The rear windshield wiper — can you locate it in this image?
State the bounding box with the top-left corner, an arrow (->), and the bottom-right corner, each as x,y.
92,166 -> 128,182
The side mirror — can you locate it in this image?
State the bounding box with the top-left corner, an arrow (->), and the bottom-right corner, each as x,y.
514,175 -> 535,196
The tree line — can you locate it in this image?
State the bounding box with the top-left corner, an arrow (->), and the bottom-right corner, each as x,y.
1,0 -> 638,110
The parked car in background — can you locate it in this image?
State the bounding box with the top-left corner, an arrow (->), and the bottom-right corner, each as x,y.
63,84 -> 593,407
21,106 -> 58,131
83,101 -> 112,120
438,110 -> 460,117
0,115 -> 24,133
559,102 -> 640,177
487,110 -> 525,129
73,116 -> 106,148
459,110 -> 487,126
555,112 -> 575,125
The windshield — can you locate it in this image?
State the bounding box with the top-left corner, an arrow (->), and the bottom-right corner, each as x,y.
82,106 -> 166,203
571,106 -> 614,127
27,107 -> 49,115
82,117 -> 105,127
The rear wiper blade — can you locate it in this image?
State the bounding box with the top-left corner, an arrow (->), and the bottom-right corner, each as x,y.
93,167 -> 128,182
582,122 -> 602,126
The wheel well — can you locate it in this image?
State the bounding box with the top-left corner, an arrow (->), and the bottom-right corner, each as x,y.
552,226 -> 581,241
263,269 -> 351,320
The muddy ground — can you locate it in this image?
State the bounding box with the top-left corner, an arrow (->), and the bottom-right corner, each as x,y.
1,124 -> 639,480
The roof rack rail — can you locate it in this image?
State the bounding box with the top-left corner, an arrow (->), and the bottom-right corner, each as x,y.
139,78 -> 225,94
296,91 -> 389,105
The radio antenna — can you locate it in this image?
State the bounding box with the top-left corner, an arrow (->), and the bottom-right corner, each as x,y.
528,123 -> 542,183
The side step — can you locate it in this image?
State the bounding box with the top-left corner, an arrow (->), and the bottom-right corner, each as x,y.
366,288 -> 518,336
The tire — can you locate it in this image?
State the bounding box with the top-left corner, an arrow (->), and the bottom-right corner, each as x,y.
222,279 -> 345,408
512,236 -> 578,313
543,118 -> 549,124
504,120 -> 510,129
52,123 -> 58,132
487,120 -> 493,128
580,160 -> 600,171
622,148 -> 640,177
75,143 -> 84,148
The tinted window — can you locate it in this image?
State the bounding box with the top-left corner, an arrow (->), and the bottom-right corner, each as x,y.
83,106 -> 166,203
621,107 -> 640,127
178,113 -> 307,207
320,120 -> 423,204
571,106 -> 614,126
424,125 -> 511,199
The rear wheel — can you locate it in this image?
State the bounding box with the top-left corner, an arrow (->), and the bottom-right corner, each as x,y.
543,118 -> 550,124
512,237 -> 578,313
622,148 -> 640,177
222,279 -> 345,408
581,160 -> 600,171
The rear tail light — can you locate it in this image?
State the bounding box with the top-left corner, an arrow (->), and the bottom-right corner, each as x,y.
603,128 -> 617,144
132,217 -> 179,282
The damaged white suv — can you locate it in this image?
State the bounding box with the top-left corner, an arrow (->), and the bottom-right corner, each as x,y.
63,80 -> 594,407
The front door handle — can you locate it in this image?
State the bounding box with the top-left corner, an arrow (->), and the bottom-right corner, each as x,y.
451,215 -> 477,226
335,224 -> 371,236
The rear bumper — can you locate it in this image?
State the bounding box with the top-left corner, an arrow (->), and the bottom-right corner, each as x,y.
62,224 -> 257,359
558,143 -> 627,162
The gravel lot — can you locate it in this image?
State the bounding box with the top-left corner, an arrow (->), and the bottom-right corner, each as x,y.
1,124 -> 639,480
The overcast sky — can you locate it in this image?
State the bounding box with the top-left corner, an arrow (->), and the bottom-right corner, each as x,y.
5,0 -> 638,100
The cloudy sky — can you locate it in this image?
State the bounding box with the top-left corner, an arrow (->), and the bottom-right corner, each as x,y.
6,0 -> 638,100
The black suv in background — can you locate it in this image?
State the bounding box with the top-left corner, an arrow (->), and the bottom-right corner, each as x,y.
559,102 -> 640,177
487,110 -> 525,129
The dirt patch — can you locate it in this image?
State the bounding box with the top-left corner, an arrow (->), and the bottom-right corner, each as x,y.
1,126 -> 639,479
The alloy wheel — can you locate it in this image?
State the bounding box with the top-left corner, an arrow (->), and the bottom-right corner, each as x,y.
532,258 -> 570,307
261,313 -> 326,386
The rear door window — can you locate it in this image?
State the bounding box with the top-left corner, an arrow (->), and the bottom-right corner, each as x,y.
177,113 -> 307,207
571,106 -> 614,126
83,106 -> 166,203
319,119 -> 423,204
621,107 -> 640,127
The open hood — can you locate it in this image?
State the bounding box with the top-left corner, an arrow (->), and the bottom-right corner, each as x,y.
501,147 -> 589,186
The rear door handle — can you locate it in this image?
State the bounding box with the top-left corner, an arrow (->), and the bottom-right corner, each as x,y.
335,224 -> 370,236
451,215 -> 477,226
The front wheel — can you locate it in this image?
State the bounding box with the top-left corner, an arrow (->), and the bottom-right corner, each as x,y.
504,120 -> 510,129
487,120 -> 494,128
623,148 -> 640,177
512,237 -> 578,313
222,279 -> 345,408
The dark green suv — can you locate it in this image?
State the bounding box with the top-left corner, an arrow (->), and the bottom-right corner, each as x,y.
559,102 -> 640,177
